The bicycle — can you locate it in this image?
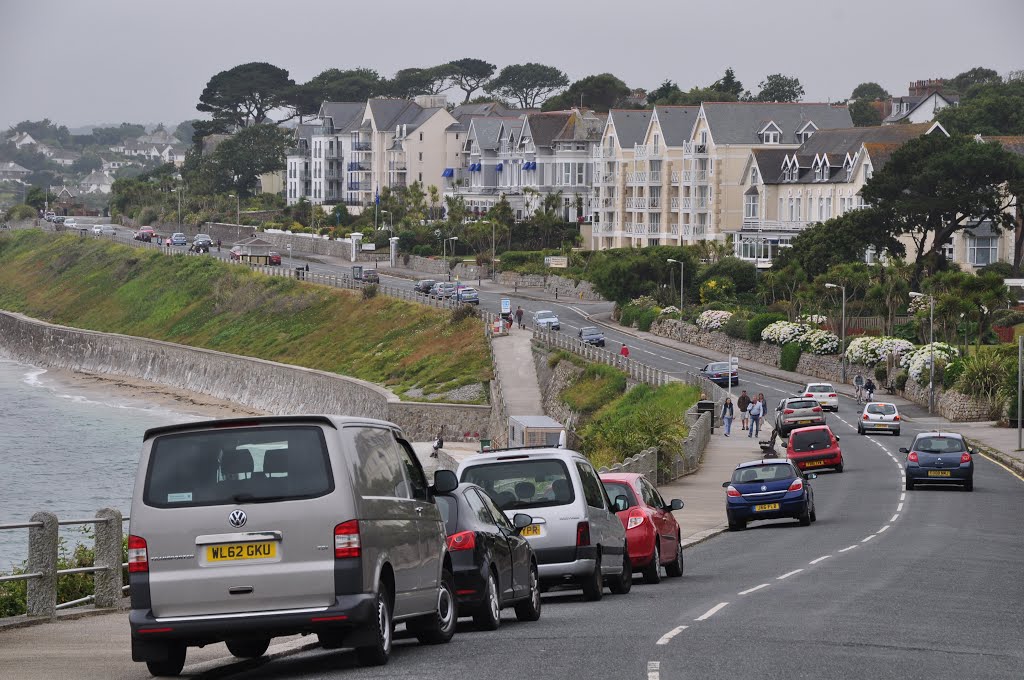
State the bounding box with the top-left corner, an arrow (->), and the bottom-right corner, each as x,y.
854,385 -> 864,405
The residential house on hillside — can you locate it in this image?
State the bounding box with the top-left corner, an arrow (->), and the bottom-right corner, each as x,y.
7,131 -> 37,149
47,148 -> 80,167
883,80 -> 959,125
79,170 -> 114,195
0,161 -> 31,181
159,145 -> 188,166
286,122 -> 317,205
137,129 -> 179,146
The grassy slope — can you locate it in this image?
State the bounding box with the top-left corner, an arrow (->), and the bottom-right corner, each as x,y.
0,232 -> 491,402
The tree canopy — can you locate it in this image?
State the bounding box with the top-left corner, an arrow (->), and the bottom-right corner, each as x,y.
388,67 -> 449,98
446,58 -> 496,103
849,99 -> 883,127
936,78 -> 1024,135
948,66 -> 1002,95
183,124 -> 291,197
755,74 -> 804,102
486,63 -> 569,108
542,73 -> 631,112
195,62 -> 295,134
772,207 -> 906,278
850,82 -> 890,101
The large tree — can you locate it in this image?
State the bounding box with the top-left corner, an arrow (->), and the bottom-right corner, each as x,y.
174,120 -> 199,145
936,79 -> 1024,135
849,99 -> 882,127
949,66 -> 1001,95
712,67 -> 747,99
755,74 -> 805,102
187,124 -> 292,197
486,63 -> 569,109
861,133 -> 1024,282
542,73 -> 630,112
446,58 -> 497,103
772,207 -> 906,278
850,82 -> 890,101
195,62 -> 295,133
387,67 -> 449,98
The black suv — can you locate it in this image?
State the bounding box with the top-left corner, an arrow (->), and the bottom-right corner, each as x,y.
415,279 -> 437,295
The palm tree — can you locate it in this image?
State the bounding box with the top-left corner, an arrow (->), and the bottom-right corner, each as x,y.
427,184 -> 440,221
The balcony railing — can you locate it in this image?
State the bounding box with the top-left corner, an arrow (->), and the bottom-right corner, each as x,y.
669,224 -> 679,235
347,162 -> 369,172
649,170 -> 662,184
681,196 -> 693,210
634,144 -> 651,159
670,171 -> 680,184
602,197 -> 615,208
626,171 -> 648,184
648,222 -> 661,235
352,141 -> 372,151
347,182 -> 362,191
670,197 -> 679,210
633,222 -> 646,235
741,219 -> 811,232
649,197 -> 662,209
593,147 -> 613,159
691,170 -> 708,183
625,197 -> 648,209
389,163 -> 407,172
683,142 -> 708,157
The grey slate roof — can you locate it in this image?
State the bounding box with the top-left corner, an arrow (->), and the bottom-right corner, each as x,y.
319,102 -> 366,132
701,102 -> 853,145
751,148 -> 790,184
552,110 -> 606,143
795,123 -> 936,160
607,109 -> 653,148
0,161 -> 30,173
653,106 -> 699,146
367,99 -> 426,131
450,102 -> 517,118
523,112 -> 573,148
469,117 -> 518,151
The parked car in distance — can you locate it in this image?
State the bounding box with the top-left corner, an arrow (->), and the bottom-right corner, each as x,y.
599,473 -> 684,584
127,415 -> 459,676
430,282 -> 456,299
579,327 -> 606,347
456,287 -> 480,304
170,232 -> 188,246
53,215 -> 66,224
63,218 -> 77,228
902,432 -> 974,491
532,310 -> 560,331
803,383 -> 839,411
858,402 -> 901,436
457,448 -> 631,601
414,279 -> 437,295
135,226 -> 155,241
774,397 -> 826,437
193,234 -> 213,249
267,251 -> 281,265
786,425 -> 844,473
361,269 -> 379,284
229,245 -> 242,260
435,482 -> 541,630
700,361 -> 739,387
91,224 -> 117,235
723,460 -> 817,531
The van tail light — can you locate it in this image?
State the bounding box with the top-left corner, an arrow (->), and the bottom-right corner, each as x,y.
626,509 -> 645,530
811,406 -> 822,413
893,415 -> 900,421
908,452 -> 919,463
576,521 -> 591,547
446,531 -> 476,551
960,452 -> 972,464
726,485 -> 741,497
804,393 -> 813,397
862,414 -> 870,420
788,478 -> 804,492
783,409 -> 795,415
127,535 -> 148,573
334,520 -> 361,558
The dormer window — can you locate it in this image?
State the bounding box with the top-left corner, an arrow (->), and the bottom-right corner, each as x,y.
763,130 -> 780,144
751,167 -> 759,185
813,162 -> 822,182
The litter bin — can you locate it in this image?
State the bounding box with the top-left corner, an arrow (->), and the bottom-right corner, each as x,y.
296,267 -> 305,280
696,400 -> 716,434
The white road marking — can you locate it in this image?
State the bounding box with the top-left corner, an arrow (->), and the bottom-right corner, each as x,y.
738,583 -> 770,595
862,534 -> 876,543
647,661 -> 661,680
809,555 -> 832,565
777,569 -> 803,580
695,602 -> 729,620
838,545 -> 858,553
878,525 -> 890,533
890,513 -> 900,522
900,493 -> 906,501
656,626 -> 688,645
896,501 -> 904,512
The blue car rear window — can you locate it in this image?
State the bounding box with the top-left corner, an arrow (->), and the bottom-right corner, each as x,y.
732,464 -> 796,484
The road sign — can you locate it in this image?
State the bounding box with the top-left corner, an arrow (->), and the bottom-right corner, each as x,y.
544,256 -> 568,268
501,298 -> 511,314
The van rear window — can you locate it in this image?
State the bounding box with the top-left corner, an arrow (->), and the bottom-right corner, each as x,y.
143,426 -> 333,508
461,459 -> 575,511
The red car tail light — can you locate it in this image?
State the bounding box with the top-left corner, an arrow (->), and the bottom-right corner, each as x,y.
127,535 -> 148,573
862,414 -> 870,420
576,521 -> 591,547
726,485 -> 741,497
804,393 -> 813,397
908,452 -> 919,463
960,452 -> 972,464
893,415 -> 900,421
811,406 -> 822,413
788,478 -> 804,492
446,530 -> 476,551
783,409 -> 795,415
828,393 -> 837,398
334,520 -> 361,558
626,509 -> 645,530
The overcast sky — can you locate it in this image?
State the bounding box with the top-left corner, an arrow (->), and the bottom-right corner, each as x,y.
2,0 -> 1021,130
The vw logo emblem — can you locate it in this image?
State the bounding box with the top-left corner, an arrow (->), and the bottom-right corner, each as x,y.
761,485 -> 767,492
229,510 -> 247,528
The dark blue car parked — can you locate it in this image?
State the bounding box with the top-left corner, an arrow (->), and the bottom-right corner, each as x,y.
723,460 -> 816,531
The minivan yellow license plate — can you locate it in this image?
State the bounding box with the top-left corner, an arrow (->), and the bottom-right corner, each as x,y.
754,503 -> 780,512
927,470 -> 952,477
520,524 -> 541,537
207,542 -> 277,562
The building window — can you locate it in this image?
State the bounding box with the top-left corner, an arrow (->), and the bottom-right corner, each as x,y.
653,134 -> 660,154
751,167 -> 759,185
744,194 -> 759,220
814,164 -> 822,182
418,152 -> 423,161
824,197 -> 832,219
968,236 -> 998,266
575,163 -> 584,185
763,131 -> 780,144
419,132 -> 423,141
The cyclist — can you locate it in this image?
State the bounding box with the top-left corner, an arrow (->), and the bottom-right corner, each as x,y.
853,373 -> 865,404
864,378 -> 876,403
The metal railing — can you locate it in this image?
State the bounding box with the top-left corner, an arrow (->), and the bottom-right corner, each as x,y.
0,509 -> 127,618
670,171 -> 681,184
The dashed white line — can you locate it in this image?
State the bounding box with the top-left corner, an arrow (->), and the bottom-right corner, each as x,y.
738,583 -> 770,595
838,545 -> 858,553
647,660 -> 661,680
900,493 -> 906,501
777,569 -> 803,580
897,502 -> 904,512
656,626 -> 688,645
890,513 -> 900,522
878,525 -> 890,533
695,602 -> 729,620
809,555 -> 832,565
861,534 -> 876,543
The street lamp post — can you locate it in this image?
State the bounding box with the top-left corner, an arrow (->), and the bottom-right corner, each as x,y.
909,292 -> 936,413
824,283 -> 846,382
228,194 -> 240,241
444,236 -> 458,282
667,258 -> 685,308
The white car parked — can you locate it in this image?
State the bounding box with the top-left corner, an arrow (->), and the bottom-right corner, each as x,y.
91,224 -> 117,235
532,310 -> 560,331
803,382 -> 839,412
858,402 -> 901,436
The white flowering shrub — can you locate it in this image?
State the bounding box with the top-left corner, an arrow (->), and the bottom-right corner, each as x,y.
907,295 -> 932,314
761,320 -> 809,346
798,313 -> 828,325
696,309 -> 733,331
659,306 -> 680,316
900,342 -> 960,385
845,336 -> 916,366
800,328 -> 841,355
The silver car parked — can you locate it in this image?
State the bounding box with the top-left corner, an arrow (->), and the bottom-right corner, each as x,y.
128,415 -> 458,677
456,448 -> 631,601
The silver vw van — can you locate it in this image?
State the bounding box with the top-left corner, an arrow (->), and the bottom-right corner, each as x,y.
128,415 -> 458,676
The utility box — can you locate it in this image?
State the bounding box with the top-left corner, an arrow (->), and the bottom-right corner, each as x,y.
696,400 -> 716,434
507,415 -> 565,449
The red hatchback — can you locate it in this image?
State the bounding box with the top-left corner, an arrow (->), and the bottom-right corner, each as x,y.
599,473 -> 684,584
268,251 -> 282,265
786,425 -> 844,473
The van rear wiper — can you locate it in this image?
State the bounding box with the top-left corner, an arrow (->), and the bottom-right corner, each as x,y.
232,493 -> 289,504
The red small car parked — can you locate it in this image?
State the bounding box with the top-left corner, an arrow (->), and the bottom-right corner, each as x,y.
599,472 -> 684,584
786,425 -> 844,473
268,251 -> 282,265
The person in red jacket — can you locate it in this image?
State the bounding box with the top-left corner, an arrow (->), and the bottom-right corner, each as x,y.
620,344 -> 630,360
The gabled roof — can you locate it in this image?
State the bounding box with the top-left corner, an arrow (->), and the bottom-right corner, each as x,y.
450,102 -> 518,119
367,99 -> 425,131
795,123 -> 937,158
750,148 -> 790,184
700,102 -> 853,145
552,109 -> 606,143
81,170 -> 112,185
0,161 -> 30,173
652,106 -> 699,146
468,117 -> 518,151
883,91 -> 959,123
607,109 -> 653,148
522,112 -> 573,148
319,102 -> 366,132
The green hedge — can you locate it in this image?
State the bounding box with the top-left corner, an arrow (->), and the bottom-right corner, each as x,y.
874,363 -> 888,383
943,360 -> 964,389
637,308 -> 657,332
780,342 -> 802,371
723,314 -> 749,340
619,304 -> 639,328
894,370 -> 909,390
748,312 -> 787,344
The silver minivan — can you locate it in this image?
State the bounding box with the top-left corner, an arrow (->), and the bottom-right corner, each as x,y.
128,415 -> 458,677
456,448 -> 631,601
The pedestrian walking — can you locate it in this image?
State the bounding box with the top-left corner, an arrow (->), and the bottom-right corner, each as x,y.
619,343 -> 630,368
216,238 -> 222,252
721,397 -> 735,437
515,306 -> 524,329
747,395 -> 764,438
431,428 -> 444,459
737,390 -> 751,431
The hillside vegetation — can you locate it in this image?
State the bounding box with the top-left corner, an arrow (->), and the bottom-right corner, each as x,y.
0,231 -> 491,402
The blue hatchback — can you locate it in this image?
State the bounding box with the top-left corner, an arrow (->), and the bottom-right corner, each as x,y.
723,460 -> 816,531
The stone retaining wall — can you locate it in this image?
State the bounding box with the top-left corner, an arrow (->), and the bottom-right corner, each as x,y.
496,272 -> 605,301
0,311 -> 490,441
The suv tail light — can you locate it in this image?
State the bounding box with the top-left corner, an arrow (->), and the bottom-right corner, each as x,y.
626,509 -> 645,530
908,452 -> 919,463
446,530 -> 476,551
726,485 -> 741,497
576,521 -> 591,547
788,478 -> 804,492
783,409 -> 795,415
811,406 -> 822,413
960,452 -> 972,464
127,535 -> 148,573
334,520 -> 361,558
